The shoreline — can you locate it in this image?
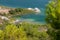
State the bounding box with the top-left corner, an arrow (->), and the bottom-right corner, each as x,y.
0,5 -> 45,25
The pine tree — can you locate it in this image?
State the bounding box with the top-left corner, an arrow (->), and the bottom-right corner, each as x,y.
46,0 -> 60,40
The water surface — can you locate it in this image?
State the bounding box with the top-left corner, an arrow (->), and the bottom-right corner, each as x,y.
0,0 -> 50,24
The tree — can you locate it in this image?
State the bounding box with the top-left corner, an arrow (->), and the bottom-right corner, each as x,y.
46,0 -> 60,29
4,24 -> 28,40
46,0 -> 60,40
9,10 -> 16,14
0,30 -> 4,40
15,8 -> 23,12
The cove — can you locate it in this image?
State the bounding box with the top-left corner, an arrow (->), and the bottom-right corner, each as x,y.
0,0 -> 50,24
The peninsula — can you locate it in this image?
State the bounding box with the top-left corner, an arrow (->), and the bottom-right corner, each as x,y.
0,6 -> 41,25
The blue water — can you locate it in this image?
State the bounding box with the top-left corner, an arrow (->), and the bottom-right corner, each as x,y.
0,0 -> 50,24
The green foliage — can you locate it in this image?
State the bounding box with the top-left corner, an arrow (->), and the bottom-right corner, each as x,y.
4,24 -> 27,40
0,30 -> 4,40
56,30 -> 60,40
46,0 -> 60,40
16,22 -> 49,40
0,22 -> 49,40
46,0 -> 60,29
47,28 -> 56,40
9,10 -> 16,14
15,8 -> 23,12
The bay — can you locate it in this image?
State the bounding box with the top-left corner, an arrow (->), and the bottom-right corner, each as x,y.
0,0 -> 50,24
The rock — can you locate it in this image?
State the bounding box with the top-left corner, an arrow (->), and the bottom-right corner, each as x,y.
0,16 -> 9,20
34,8 -> 41,13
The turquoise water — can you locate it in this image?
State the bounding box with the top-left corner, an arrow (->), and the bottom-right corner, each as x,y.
0,0 -> 50,24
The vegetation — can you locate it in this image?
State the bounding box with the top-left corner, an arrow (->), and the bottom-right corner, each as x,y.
46,0 -> 60,40
9,8 -> 34,16
0,22 -> 50,40
0,0 -> 60,40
